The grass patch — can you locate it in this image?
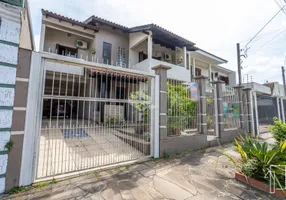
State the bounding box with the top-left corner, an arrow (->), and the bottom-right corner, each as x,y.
7,178 -> 58,195
92,171 -> 101,178
33,178 -> 57,189
7,186 -> 30,195
162,151 -> 170,159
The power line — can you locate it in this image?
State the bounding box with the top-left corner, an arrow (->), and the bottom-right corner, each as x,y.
239,26 -> 286,44
255,75 -> 281,83
274,0 -> 286,15
205,27 -> 286,52
244,5 -> 285,49
251,28 -> 286,54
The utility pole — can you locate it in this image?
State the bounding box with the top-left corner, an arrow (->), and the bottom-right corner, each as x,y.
237,43 -> 242,86
282,66 -> 286,96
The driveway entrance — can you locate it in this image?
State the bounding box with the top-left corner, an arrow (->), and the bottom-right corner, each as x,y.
35,62 -> 153,179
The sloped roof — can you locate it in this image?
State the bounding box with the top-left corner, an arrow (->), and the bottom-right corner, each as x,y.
84,15 -> 129,32
42,9 -> 226,61
42,9 -> 99,32
129,24 -> 196,46
85,17 -> 196,51
196,48 -> 228,63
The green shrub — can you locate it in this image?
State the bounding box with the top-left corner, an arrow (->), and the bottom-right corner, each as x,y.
216,136 -> 286,189
242,159 -> 258,177
105,116 -> 126,126
163,151 -> 170,159
269,117 -> 286,143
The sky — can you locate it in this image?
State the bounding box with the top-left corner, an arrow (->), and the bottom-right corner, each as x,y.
28,0 -> 286,84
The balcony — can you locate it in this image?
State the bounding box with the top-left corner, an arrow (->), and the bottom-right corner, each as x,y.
131,58 -> 191,82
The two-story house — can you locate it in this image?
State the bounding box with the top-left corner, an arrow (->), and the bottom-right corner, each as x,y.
24,9 -> 237,181
40,10 -> 235,85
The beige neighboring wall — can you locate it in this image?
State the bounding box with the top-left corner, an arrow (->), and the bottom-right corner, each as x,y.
19,3 -> 32,50
95,25 -> 129,65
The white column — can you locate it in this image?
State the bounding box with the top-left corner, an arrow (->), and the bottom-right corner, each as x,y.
188,53 -> 191,82
151,74 -> 160,158
147,33 -> 153,67
192,58 -> 196,81
39,24 -> 46,52
19,53 -> 44,186
208,64 -> 212,81
183,47 -> 187,69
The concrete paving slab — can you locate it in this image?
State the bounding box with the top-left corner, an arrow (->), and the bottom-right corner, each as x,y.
4,134 -> 278,200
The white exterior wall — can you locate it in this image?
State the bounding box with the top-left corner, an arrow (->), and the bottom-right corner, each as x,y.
272,83 -> 285,97
129,38 -> 147,67
19,7 -> 32,50
129,32 -> 147,49
95,25 -> 129,66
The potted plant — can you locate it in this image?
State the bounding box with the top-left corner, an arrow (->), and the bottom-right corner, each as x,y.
167,119 -> 181,136
130,90 -> 150,135
105,116 -> 126,128
215,135 -> 286,198
90,48 -> 96,55
207,116 -> 213,129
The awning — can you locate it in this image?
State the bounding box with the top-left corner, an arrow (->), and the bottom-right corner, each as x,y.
87,67 -> 148,81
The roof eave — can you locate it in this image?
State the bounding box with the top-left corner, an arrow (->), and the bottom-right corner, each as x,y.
196,48 -> 228,63
41,9 -> 99,32
86,16 -> 129,32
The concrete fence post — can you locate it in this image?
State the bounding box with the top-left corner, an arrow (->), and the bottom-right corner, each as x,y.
152,65 -> 171,143
277,97 -> 281,121
233,85 -> 244,129
194,76 -> 207,134
242,88 -> 253,134
281,98 -> 285,123
253,91 -> 260,136
212,80 -> 224,137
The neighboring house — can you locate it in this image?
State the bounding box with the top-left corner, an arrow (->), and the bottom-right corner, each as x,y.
40,10 -> 236,86
242,81 -> 285,97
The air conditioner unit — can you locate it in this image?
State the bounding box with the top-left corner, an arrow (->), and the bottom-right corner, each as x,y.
164,53 -> 172,61
76,40 -> 88,49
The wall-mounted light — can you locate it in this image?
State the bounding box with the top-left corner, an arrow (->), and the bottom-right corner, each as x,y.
67,33 -> 72,37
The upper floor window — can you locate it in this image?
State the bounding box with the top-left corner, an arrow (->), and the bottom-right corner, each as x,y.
103,42 -> 112,64
56,44 -> 77,58
195,68 -> 201,76
219,76 -> 229,85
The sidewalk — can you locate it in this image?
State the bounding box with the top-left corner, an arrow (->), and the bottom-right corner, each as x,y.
3,134 -> 278,200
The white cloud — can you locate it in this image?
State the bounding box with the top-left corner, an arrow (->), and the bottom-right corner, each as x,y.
28,0 -> 286,84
